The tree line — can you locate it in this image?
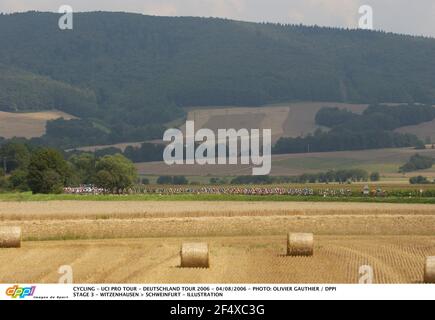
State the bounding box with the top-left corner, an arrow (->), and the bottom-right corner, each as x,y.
66,143 -> 165,163
0,141 -> 138,194
273,104 -> 432,154
409,176 -> 435,185
229,169 -> 378,185
316,104 -> 435,131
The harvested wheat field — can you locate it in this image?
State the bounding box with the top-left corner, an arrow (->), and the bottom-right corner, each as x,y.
1,201 -> 435,240
0,110 -> 76,139
2,201 -> 435,220
0,201 -> 434,283
0,236 -> 434,284
5,214 -> 435,240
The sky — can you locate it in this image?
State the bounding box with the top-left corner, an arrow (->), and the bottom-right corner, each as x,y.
1,0 -> 434,38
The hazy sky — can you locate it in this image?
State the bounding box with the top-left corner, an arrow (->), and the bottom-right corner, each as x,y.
1,0 -> 434,37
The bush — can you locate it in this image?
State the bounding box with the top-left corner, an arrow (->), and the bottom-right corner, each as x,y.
0,175 -> 7,190
9,169 -> 30,191
410,176 -> 431,184
173,176 -> 188,185
210,177 -> 228,185
400,154 -> 434,173
230,175 -> 274,185
94,154 -> 138,192
415,142 -> 426,150
210,178 -> 219,184
370,172 -> 380,182
156,176 -> 189,185
157,176 -> 173,185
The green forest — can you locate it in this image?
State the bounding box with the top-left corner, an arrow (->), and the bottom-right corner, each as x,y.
1,12 -> 435,148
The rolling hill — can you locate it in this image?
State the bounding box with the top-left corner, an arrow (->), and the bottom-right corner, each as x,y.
136,147 -> 435,181
0,64 -> 98,116
2,12 -> 435,147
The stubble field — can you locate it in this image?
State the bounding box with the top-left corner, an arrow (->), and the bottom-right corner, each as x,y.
0,110 -> 76,139
0,201 -> 434,284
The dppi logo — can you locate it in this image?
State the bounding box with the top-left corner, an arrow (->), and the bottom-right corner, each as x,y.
6,285 -> 36,299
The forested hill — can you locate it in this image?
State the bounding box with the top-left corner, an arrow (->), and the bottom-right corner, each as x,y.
0,64 -> 98,115
1,11 -> 435,146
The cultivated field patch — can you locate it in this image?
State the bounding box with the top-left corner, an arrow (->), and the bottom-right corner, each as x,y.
183,102 -> 368,143
1,200 -> 434,283
0,236 -> 433,284
136,147 -> 435,177
0,110 -> 76,138
1,201 -> 435,240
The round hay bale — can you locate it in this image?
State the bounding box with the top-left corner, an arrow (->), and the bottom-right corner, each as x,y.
424,256 -> 435,283
0,227 -> 21,248
180,243 -> 209,268
287,233 -> 314,256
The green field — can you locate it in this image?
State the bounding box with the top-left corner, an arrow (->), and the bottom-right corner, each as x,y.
273,157 -> 366,171
1,192 -> 434,204
136,147 -> 435,180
